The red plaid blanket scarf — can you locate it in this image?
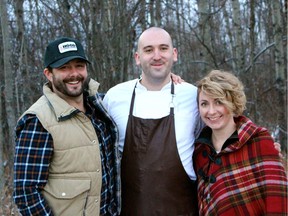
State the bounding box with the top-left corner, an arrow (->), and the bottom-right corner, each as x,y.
194,115 -> 287,216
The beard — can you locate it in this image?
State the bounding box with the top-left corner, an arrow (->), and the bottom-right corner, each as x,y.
52,74 -> 88,97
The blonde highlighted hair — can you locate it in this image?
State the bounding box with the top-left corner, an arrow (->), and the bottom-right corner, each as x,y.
196,70 -> 247,116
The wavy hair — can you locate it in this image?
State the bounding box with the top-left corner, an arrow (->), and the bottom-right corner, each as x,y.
196,70 -> 247,116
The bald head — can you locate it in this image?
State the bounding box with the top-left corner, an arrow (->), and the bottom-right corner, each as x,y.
134,27 -> 178,90
137,27 -> 173,52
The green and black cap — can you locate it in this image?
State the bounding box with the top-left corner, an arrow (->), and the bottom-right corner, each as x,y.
44,37 -> 90,68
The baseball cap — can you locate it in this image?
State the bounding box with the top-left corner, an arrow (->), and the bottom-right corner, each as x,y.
44,37 -> 90,68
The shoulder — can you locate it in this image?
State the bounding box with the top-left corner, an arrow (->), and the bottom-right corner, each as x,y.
103,79 -> 137,103
237,116 -> 277,156
174,82 -> 198,102
15,114 -> 44,136
251,131 -> 277,155
16,114 -> 38,127
87,78 -> 100,96
236,116 -> 272,141
175,81 -> 197,89
175,82 -> 197,93
19,96 -> 49,119
106,79 -> 137,94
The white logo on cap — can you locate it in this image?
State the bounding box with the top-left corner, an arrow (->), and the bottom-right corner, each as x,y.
58,42 -> 77,53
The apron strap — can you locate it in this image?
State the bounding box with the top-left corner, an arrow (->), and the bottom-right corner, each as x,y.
170,77 -> 175,115
129,82 -> 137,115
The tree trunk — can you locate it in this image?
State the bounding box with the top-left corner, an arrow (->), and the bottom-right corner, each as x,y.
0,0 -> 15,192
249,0 -> 257,121
0,0 -> 4,194
13,0 -> 26,116
196,0 -> 211,72
271,0 -> 287,150
231,0 -> 245,74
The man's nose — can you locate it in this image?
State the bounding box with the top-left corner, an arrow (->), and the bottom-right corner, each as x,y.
153,49 -> 161,60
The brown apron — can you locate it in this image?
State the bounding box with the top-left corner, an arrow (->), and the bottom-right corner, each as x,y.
121,82 -> 198,216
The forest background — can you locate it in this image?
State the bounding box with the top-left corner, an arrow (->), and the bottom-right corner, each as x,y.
0,0 -> 287,214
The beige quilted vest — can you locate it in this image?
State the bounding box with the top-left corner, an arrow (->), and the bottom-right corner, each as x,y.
24,81 -> 102,216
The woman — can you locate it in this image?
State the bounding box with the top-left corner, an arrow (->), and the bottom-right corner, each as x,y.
193,70 -> 287,215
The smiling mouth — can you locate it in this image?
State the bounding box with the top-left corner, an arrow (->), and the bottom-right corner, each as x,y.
67,80 -> 80,85
207,116 -> 221,121
151,60 -> 164,66
152,64 -> 163,67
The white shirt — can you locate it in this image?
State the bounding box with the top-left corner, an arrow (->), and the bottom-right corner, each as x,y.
103,79 -> 202,180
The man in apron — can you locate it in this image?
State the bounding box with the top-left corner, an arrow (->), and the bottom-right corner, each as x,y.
103,27 -> 203,215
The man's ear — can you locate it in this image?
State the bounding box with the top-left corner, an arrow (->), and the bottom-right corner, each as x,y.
134,52 -> 141,66
173,48 -> 178,62
43,68 -> 53,81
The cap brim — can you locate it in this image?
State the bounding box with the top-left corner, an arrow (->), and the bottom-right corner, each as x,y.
49,56 -> 90,68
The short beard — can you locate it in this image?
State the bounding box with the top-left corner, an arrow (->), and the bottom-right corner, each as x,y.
52,74 -> 86,97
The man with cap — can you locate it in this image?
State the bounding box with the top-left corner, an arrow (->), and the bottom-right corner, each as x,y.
13,37 -> 120,216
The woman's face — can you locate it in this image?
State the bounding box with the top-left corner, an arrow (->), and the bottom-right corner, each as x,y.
198,91 -> 234,131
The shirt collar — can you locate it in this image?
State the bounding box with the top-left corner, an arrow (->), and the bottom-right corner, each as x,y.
137,78 -> 172,91
197,127 -> 239,151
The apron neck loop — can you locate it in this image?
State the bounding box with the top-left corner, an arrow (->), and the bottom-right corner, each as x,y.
130,79 -> 175,115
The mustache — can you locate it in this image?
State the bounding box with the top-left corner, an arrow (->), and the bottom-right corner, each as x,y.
151,60 -> 164,65
63,75 -> 84,83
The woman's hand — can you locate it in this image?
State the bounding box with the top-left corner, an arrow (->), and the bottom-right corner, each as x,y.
171,73 -> 184,84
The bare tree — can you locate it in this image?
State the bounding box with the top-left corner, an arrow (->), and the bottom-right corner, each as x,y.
0,0 -> 5,196
1,0 -> 17,169
231,0 -> 245,73
247,0 -> 258,121
271,0 -> 287,149
13,0 -> 26,116
196,0 -> 213,72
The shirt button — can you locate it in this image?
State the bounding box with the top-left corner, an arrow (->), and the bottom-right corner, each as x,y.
97,169 -> 100,172
95,199 -> 98,203
62,192 -> 66,196
202,150 -> 208,157
92,140 -> 97,144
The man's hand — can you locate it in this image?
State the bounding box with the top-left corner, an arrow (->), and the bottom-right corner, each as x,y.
274,142 -> 283,158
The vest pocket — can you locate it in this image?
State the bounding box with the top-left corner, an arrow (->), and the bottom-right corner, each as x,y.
42,178 -> 91,216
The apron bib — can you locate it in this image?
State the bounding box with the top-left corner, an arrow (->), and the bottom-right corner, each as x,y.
121,81 -> 198,216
